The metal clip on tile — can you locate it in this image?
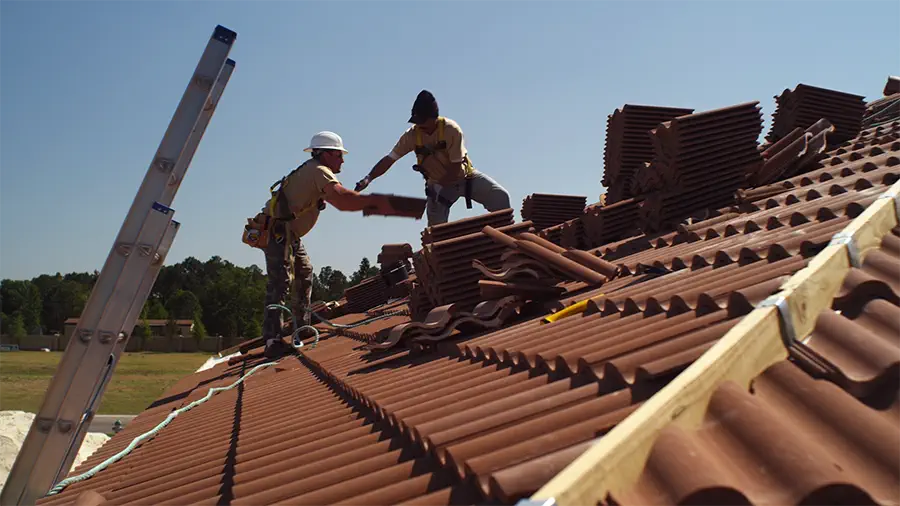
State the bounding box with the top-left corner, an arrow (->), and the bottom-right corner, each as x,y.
828,232 -> 861,268
758,294 -> 797,347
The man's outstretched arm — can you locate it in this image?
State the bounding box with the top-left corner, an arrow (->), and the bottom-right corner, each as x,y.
355,156 -> 397,191
323,182 -> 391,213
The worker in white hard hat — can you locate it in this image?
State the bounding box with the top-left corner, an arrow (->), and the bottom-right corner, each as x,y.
256,131 -> 393,359
354,90 -> 511,226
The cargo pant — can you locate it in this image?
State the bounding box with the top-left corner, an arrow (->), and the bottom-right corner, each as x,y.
262,231 -> 314,341
426,171 -> 511,226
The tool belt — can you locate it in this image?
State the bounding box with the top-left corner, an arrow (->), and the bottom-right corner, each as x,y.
242,214 -> 273,249
243,164 -> 325,250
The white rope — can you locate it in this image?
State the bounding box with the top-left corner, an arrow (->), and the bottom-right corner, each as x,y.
45,361 -> 276,496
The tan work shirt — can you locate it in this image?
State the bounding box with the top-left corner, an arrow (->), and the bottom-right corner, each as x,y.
265,158 -> 340,240
389,117 -> 472,185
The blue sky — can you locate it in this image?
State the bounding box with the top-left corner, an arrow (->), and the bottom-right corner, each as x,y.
2,0 -> 897,281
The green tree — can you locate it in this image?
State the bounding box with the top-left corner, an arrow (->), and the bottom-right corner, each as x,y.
242,318 -> 262,338
133,305 -> 152,338
63,271 -> 99,287
3,254 -> 277,342
311,266 -> 349,302
317,266 -> 334,288
327,269 -> 348,301
9,313 -> 27,339
191,317 -> 207,339
350,257 -> 380,286
144,298 -> 168,320
40,279 -> 90,333
1,280 -> 43,333
166,290 -> 201,320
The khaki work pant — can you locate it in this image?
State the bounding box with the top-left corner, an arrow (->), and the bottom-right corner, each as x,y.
426,171 -> 511,226
263,233 -> 314,340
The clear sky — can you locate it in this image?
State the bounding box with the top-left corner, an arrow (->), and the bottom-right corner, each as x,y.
2,0 -> 897,281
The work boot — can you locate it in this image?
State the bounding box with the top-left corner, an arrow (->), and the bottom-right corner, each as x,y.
263,338 -> 291,360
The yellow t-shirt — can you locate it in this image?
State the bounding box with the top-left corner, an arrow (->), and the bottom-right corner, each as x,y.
389,117 -> 472,184
266,158 -> 340,239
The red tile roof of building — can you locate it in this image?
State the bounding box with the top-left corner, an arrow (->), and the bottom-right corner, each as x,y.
38,92 -> 899,506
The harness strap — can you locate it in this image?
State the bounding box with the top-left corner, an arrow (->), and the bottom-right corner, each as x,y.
267,168 -> 322,242
413,118 -> 448,181
464,177 -> 473,209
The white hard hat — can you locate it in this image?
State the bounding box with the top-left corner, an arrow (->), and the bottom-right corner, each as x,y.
304,131 -> 349,153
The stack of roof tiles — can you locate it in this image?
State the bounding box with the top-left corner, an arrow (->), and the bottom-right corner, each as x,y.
520,193 -> 587,231
767,83 -> 866,146
40,113 -> 900,506
602,104 -> 694,203
377,243 -> 413,269
560,217 -> 586,249
538,216 -> 587,249
421,208 -> 515,244
862,77 -> 900,130
582,197 -> 644,247
419,221 -> 534,310
412,209 -> 518,312
636,102 -> 765,231
536,221 -> 564,246
343,274 -> 389,314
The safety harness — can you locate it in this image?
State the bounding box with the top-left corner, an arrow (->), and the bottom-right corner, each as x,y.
242,164 -> 325,250
413,117 -> 476,209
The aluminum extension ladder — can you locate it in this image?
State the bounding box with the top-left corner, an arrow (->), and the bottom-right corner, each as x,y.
1,25 -> 237,506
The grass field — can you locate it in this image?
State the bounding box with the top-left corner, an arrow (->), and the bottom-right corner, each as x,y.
0,352 -> 210,415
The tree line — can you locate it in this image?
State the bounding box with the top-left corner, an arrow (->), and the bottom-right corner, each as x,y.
0,255 -> 380,340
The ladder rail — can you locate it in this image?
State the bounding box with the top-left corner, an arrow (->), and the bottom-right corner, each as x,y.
51,58 -> 234,484
54,218 -> 180,485
6,202 -> 175,505
1,25 -> 236,506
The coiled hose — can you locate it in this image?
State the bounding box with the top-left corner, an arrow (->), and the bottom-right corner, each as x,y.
266,300 -> 408,349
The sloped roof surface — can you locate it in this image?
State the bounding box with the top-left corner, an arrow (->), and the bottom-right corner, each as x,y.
37,118 -> 899,504
609,227 -> 900,505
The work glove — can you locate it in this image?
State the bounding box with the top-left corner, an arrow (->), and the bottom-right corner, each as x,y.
354,176 -> 371,192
